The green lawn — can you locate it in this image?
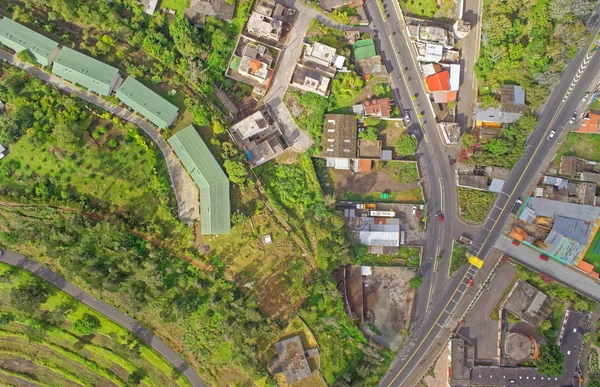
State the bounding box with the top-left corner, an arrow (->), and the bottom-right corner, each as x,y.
449,242 -> 468,276
555,132 -> 600,163
340,187 -> 423,203
386,162 -> 420,183
584,229 -> 600,268
160,0 -> 190,14
358,247 -> 421,267
400,0 -> 439,17
0,263 -> 190,387
457,187 -> 496,224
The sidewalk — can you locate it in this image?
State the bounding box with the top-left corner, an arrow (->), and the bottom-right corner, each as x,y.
0,49 -> 200,223
0,250 -> 205,387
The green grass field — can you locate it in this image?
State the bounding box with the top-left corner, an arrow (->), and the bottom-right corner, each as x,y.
400,0 -> 439,17
457,187 -> 496,224
449,242 -> 468,276
340,187 -> 423,203
584,229 -> 600,268
0,263 -> 189,387
555,132 -> 600,163
160,0 -> 190,15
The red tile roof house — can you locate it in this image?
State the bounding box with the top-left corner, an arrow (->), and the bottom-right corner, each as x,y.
363,98 -> 391,118
425,70 -> 450,92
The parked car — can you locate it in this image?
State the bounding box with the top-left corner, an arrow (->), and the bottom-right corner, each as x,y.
512,240 -> 520,246
583,92 -> 590,102
547,130 -> 555,141
437,211 -> 444,221
511,199 -> 523,215
403,111 -> 411,124
458,235 -> 473,245
539,254 -> 549,261
570,112 -> 578,124
411,206 -> 417,216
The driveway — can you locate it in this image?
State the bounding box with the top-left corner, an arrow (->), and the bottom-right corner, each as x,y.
0,50 -> 200,223
0,250 -> 205,387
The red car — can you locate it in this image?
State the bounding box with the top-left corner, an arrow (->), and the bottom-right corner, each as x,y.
512,240 -> 520,246
437,211 -> 444,221
539,254 -> 549,261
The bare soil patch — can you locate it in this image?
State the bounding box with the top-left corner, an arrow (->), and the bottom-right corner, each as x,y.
330,166 -> 420,196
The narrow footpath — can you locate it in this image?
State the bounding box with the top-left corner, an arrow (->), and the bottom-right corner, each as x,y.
0,250 -> 205,387
0,50 -> 200,223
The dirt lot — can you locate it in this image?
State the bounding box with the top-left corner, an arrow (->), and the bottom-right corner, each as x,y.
384,203 -> 426,245
423,346 -> 449,387
457,263 -> 518,364
362,266 -> 417,351
378,120 -> 405,150
330,164 -> 422,202
346,265 -> 364,323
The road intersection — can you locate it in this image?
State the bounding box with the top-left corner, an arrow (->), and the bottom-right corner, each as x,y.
363,0 -> 600,385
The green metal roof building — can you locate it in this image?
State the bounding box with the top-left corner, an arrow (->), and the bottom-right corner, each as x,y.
168,125 -> 231,235
353,38 -> 377,60
0,18 -> 60,66
52,47 -> 121,96
116,77 -> 179,129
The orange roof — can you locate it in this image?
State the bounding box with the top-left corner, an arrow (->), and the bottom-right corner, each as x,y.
363,98 -> 391,118
576,113 -> 600,133
357,159 -> 372,172
248,59 -> 262,74
578,260 -> 595,274
425,71 -> 450,92
591,272 -> 600,279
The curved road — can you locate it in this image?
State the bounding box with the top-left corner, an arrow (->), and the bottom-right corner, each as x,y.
0,250 -> 205,387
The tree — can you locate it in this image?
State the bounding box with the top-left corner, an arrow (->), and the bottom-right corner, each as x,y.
571,0 -> 595,18
409,275 -> 423,289
536,344 -> 564,377
573,299 -> 589,312
109,139 -> 118,148
539,319 -> 552,332
394,134 -> 417,156
359,126 -> 378,141
223,159 -> 248,186
53,122 -> 82,149
549,0 -> 572,19
72,313 -> 101,336
10,281 -> 49,314
17,49 -> 37,65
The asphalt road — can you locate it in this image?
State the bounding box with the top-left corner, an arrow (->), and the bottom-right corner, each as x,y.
362,0 -> 481,331
378,14 -> 600,387
0,251 -> 205,387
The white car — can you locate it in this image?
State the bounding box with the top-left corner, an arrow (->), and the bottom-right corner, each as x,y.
583,92 -> 590,102
547,130 -> 555,141
411,206 -> 417,215
570,112 -> 578,124
404,111 -> 411,124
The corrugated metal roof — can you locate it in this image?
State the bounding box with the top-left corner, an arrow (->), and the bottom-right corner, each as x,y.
0,18 -> 58,66
116,77 -> 179,129
353,38 -> 376,60
168,125 -> 231,235
52,47 -> 120,96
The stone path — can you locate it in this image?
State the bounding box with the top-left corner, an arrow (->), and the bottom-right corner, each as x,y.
0,50 -> 200,223
0,250 -> 205,387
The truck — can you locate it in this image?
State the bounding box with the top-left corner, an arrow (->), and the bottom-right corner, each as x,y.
369,210 -> 396,217
511,199 -> 523,215
458,235 -> 472,245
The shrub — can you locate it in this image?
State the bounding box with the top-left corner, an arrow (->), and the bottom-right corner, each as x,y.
409,275 -> 423,289
108,139 -> 118,148
98,126 -> 108,134
72,313 -> 101,336
395,134 -> 417,156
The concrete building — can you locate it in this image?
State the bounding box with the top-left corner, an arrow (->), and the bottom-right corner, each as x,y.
229,108 -> 289,167
448,337 -> 473,387
115,77 -> 179,129
52,47 -> 121,96
504,281 -> 550,326
268,336 -> 318,384
474,103 -> 523,128
319,0 -> 357,12
290,43 -> 343,97
137,0 -> 159,14
290,67 -> 332,96
320,114 -> 357,169
505,333 -> 537,362
246,12 -> 283,42
231,40 -> 274,88
304,42 -> 338,67
0,18 -> 60,66
184,0 -> 235,28
168,125 -> 231,235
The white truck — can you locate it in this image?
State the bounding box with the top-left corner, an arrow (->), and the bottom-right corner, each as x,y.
369,210 -> 396,217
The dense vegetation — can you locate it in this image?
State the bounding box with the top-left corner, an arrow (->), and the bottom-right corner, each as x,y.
0,262 -> 189,386
457,187 -> 496,223
476,0 -> 593,108
395,134 -> 418,157
450,242 -> 469,276
461,115 -> 537,168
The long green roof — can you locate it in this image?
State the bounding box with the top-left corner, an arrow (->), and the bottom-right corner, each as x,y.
168,125 -> 231,235
52,47 -> 120,96
353,38 -> 377,60
116,77 -> 179,129
0,18 -> 59,66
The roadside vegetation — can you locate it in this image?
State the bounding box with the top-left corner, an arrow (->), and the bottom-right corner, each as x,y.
457,187 -> 496,223
0,262 -> 189,387
339,188 -> 424,203
460,115 -> 537,169
556,132 -> 600,163
449,242 -> 469,276
476,0 -> 593,109
399,0 -> 455,18
356,246 -> 421,267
